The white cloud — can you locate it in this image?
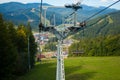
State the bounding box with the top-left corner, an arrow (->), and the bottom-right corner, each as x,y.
113,0 -> 118,1
73,0 -> 83,3
100,0 -> 118,2
100,0 -> 108,2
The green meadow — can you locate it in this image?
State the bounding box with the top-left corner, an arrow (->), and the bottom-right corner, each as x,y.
17,57 -> 120,80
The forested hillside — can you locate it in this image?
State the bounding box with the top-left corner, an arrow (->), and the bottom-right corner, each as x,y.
69,11 -> 120,56
73,10 -> 120,39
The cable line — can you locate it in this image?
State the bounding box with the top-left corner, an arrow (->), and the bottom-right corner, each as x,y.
83,0 -> 120,22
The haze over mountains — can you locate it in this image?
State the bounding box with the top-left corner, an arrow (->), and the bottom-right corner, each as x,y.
0,2 -> 118,29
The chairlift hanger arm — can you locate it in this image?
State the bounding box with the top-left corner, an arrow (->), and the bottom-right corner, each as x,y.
65,2 -> 82,11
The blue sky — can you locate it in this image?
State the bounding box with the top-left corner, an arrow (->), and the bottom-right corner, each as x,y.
0,0 -> 120,9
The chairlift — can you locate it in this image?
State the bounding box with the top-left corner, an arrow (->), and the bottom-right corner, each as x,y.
65,2 -> 82,11
68,26 -> 81,31
72,50 -> 84,56
73,50 -> 84,54
79,21 -> 86,27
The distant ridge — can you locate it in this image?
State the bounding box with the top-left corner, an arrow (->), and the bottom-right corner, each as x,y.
0,2 -> 117,29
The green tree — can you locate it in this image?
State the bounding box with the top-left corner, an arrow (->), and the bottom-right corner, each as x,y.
15,25 -> 28,75
26,23 -> 37,68
0,14 -> 17,80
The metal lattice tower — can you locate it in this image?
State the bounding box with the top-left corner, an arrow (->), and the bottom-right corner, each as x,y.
56,40 -> 65,80
39,1 -> 85,80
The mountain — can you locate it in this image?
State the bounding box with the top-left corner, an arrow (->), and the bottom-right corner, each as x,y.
72,10 -> 120,39
0,2 -> 51,13
0,2 -> 117,29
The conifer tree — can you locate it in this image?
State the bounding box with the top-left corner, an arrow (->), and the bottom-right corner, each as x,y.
0,14 -> 17,80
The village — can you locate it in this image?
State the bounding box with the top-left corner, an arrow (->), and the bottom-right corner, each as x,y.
33,32 -> 73,60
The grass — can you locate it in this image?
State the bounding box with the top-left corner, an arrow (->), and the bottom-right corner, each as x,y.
17,57 -> 120,80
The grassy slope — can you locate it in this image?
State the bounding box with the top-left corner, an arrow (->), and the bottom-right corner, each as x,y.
17,57 -> 120,80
